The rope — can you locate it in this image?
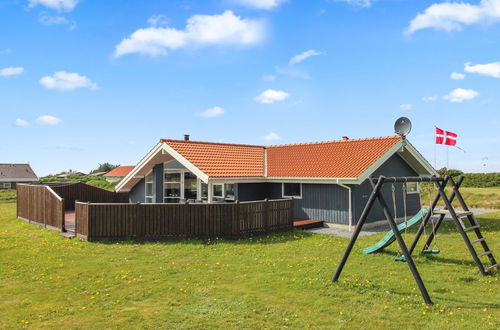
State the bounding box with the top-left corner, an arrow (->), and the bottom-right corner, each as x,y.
403,180 -> 408,235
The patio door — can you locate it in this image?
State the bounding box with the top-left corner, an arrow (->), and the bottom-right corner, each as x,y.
164,171 -> 181,203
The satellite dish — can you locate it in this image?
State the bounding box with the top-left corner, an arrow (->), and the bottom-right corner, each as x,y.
394,117 -> 412,137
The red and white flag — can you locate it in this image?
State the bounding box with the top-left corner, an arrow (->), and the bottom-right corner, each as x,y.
435,127 -> 457,146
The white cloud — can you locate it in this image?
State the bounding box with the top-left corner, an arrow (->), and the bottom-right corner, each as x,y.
465,61 -> 500,78
400,103 -> 412,110
451,72 -> 466,80
407,0 -> 500,34
233,0 -> 287,10
423,95 -> 438,102
15,119 -> 29,127
336,0 -> 372,8
39,71 -> 97,91
38,12 -> 69,25
29,0 -> 79,12
36,115 -> 61,125
261,74 -> 276,81
444,88 -> 479,102
289,49 -> 323,66
255,89 -> 290,104
263,132 -> 281,141
114,10 -> 265,57
147,14 -> 169,27
0,67 -> 24,77
201,106 -> 225,118
0,48 -> 11,55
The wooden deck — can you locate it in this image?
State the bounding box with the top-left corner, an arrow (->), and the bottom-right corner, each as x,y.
293,219 -> 324,230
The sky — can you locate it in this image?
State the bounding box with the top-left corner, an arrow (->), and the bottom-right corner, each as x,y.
2,0 -> 500,176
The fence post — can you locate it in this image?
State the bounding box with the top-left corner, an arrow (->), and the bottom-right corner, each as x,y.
264,198 -> 269,233
135,202 -> 141,239
61,198 -> 65,232
43,187 -> 47,228
235,200 -> 240,237
28,185 -> 31,224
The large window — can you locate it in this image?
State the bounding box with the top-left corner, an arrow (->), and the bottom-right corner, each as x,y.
164,171 -> 181,203
145,172 -> 153,203
282,183 -> 302,199
213,184 -> 224,199
224,184 -> 235,201
184,172 -> 197,200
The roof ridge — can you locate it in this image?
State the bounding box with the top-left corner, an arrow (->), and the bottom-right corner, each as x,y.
266,135 -> 401,148
161,139 -> 265,149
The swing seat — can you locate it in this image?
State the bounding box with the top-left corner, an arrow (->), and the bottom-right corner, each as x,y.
394,256 -> 407,262
423,249 -> 440,254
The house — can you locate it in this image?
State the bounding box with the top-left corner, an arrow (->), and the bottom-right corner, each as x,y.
0,164 -> 38,189
104,165 -> 135,183
56,170 -> 85,179
115,135 -> 437,228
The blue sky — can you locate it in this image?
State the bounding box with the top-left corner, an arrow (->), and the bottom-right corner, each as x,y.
2,0 -> 500,176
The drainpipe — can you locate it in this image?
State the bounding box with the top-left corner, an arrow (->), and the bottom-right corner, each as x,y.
207,182 -> 213,204
337,179 -> 352,232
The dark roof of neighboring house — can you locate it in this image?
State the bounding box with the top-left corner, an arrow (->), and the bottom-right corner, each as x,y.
0,164 -> 38,181
160,136 -> 402,178
104,166 -> 135,177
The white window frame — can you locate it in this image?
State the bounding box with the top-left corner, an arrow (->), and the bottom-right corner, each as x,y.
164,169 -> 183,202
213,184 -> 224,198
282,183 -> 302,199
406,182 -> 420,195
145,171 -> 154,203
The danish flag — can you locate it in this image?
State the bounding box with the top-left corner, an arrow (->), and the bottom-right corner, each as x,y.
436,127 -> 457,146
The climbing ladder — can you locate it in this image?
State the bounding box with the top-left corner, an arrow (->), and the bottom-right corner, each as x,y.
409,177 -> 499,276
409,176 -> 497,275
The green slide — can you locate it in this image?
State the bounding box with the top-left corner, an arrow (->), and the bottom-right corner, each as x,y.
362,207 -> 429,254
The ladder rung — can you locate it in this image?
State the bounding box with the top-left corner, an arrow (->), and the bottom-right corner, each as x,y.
486,264 -> 499,272
433,210 -> 473,218
464,225 -> 480,232
472,238 -> 485,244
478,251 -> 493,258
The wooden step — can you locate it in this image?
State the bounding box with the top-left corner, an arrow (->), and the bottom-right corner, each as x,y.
293,219 -> 324,230
478,251 -> 493,258
464,225 -> 480,232
486,264 -> 499,273
471,238 -> 485,245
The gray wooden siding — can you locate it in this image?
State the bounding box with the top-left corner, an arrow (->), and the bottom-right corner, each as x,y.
352,153 -> 422,224
154,163 -> 163,203
129,178 -> 145,203
294,184 -> 349,224
237,182 -> 349,224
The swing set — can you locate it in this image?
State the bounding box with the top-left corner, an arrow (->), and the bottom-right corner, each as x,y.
332,174 -> 498,306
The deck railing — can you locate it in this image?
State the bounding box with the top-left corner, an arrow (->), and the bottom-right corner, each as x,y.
75,199 -> 293,241
16,184 -> 65,231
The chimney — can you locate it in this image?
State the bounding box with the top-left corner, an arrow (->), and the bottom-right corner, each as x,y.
184,134 -> 190,141
342,136 -> 349,141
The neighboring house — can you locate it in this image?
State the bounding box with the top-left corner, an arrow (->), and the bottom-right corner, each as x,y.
104,166 -> 135,183
116,135 -> 437,227
57,170 -> 85,179
0,164 -> 38,189
89,171 -> 107,177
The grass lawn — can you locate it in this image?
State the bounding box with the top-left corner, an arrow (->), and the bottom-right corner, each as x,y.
0,201 -> 499,329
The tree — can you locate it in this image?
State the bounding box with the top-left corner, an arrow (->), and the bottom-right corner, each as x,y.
90,163 -> 119,174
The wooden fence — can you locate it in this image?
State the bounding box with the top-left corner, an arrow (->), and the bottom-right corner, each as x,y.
75,199 -> 293,241
49,183 -> 129,210
16,184 -> 65,231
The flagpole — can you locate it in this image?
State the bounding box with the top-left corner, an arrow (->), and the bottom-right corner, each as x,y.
446,145 -> 449,170
434,139 -> 437,169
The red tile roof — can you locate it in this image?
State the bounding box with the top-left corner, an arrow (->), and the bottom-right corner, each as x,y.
162,139 -> 265,177
160,136 -> 402,178
104,166 -> 135,177
266,136 -> 402,178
